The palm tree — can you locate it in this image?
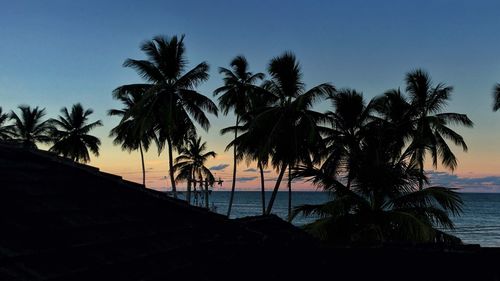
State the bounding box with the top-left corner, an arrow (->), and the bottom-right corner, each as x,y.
493,83 -> 500,111
115,35 -> 218,198
0,107 -> 14,141
48,103 -> 102,163
173,136 -> 216,207
214,55 -> 265,217
10,105 -> 52,148
109,88 -> 155,187
244,52 -> 335,217
403,69 -> 473,190
222,88 -> 276,215
319,89 -> 375,189
293,123 -> 463,245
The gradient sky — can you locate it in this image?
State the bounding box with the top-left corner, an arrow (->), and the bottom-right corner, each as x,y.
1,0 -> 500,192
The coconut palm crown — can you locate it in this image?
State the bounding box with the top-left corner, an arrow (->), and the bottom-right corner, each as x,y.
49,103 -> 102,163
10,105 -> 52,148
401,70 -> 473,189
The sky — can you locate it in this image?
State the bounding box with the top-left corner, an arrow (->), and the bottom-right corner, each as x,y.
1,0 -> 500,192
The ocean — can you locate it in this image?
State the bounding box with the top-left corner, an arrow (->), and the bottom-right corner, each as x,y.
206,191 -> 500,247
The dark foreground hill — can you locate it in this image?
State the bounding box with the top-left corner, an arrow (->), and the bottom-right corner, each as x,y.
1,142 -> 499,281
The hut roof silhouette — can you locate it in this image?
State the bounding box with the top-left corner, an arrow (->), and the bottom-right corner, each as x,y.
0,142 -> 314,280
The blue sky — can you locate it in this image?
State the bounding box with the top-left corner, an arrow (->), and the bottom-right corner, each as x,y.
1,0 -> 500,190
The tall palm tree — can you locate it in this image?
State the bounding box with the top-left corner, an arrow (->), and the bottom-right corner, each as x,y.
10,105 -> 52,148
222,88 -> 276,215
109,88 -> 155,187
214,55 -> 265,217
48,103 -> 102,163
493,83 -> 500,111
403,69 -> 473,190
244,52 -> 334,217
0,107 -> 14,141
115,35 -> 218,198
173,136 -> 216,207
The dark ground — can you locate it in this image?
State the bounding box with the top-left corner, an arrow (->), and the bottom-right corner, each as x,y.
1,142 -> 499,281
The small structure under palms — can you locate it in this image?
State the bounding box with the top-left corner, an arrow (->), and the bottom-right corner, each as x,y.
49,103 -> 102,163
173,136 -> 216,208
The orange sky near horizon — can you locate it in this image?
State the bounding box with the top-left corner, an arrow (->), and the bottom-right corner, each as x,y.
80,119 -> 500,193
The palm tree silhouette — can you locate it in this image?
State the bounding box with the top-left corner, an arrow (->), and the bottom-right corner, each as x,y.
493,83 -> 500,111
403,69 -> 473,190
0,107 -> 14,141
214,55 -> 265,217
173,136 -> 216,207
49,103 -> 102,163
293,121 -> 463,245
115,35 -> 218,198
320,89 -> 375,189
222,86 -> 276,215
109,89 -> 156,187
10,105 -> 52,148
246,52 -> 334,217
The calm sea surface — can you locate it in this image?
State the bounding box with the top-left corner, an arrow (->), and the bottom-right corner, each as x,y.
206,191 -> 500,247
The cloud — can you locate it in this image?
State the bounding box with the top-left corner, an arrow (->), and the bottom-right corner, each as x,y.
243,168 -> 271,173
427,171 -> 500,192
237,176 -> 258,182
264,177 -> 278,182
209,164 -> 229,171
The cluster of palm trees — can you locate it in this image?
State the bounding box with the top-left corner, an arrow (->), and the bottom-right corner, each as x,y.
0,104 -> 102,162
1,34 -> 477,244
215,55 -> 474,245
108,35 -> 475,245
109,35 -> 218,198
291,71 -> 474,244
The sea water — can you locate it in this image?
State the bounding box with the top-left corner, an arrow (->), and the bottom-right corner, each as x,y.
208,191 -> 500,247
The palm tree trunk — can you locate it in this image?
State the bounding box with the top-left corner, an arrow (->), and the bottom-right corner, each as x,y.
266,163 -> 288,215
193,175 -> 198,206
139,142 -> 146,187
166,136 -> 177,198
187,172 -> 192,205
227,115 -> 239,217
258,161 -> 266,215
287,165 -> 292,221
417,150 -> 424,191
419,163 -> 424,191
204,178 -> 209,209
